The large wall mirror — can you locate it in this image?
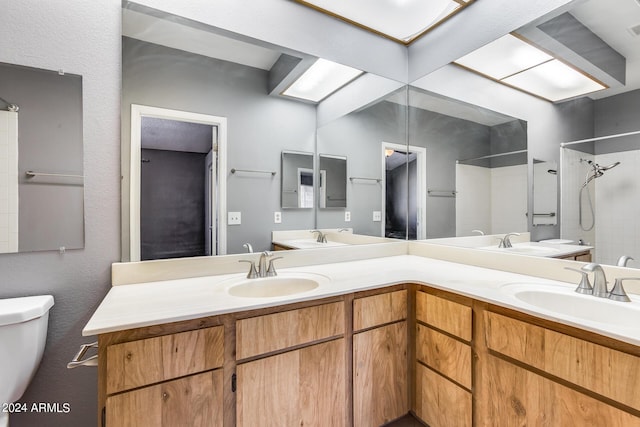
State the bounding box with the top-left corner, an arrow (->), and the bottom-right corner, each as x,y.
0,62 -> 84,254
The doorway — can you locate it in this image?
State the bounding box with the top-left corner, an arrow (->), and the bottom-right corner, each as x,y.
130,105 -> 228,261
382,142 -> 426,240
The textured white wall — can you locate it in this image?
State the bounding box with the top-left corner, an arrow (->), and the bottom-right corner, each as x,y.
491,164 -> 528,234
0,111 -> 18,252
456,164 -> 491,236
0,1 -> 121,426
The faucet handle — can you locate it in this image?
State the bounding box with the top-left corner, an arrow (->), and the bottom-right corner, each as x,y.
564,267 -> 593,294
609,278 -> 640,302
495,237 -> 505,248
266,257 -> 284,277
239,260 -> 258,279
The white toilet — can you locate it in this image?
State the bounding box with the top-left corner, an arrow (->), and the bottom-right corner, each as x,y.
0,295 -> 54,427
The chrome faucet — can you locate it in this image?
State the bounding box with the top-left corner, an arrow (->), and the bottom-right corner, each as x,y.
499,232 -> 521,248
242,243 -> 254,253
310,229 -> 327,243
617,255 -> 634,267
239,251 -> 282,278
581,263 -> 609,298
472,229 -> 485,236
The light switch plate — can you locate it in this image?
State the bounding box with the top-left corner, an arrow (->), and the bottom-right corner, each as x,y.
274,211 -> 282,224
373,211 -> 381,222
228,211 -> 241,225
345,211 -> 351,222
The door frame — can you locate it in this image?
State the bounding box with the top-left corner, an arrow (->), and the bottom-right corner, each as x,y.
381,142 -> 427,239
130,104 -> 228,261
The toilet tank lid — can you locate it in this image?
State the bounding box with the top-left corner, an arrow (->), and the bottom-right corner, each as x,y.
0,295 -> 54,326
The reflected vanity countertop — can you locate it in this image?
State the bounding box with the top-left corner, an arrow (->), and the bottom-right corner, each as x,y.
272,239 -> 350,249
83,254 -> 640,346
478,241 -> 593,258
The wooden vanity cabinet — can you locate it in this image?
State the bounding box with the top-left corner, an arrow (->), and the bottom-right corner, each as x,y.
102,325 -> 225,427
414,289 -> 472,427
478,307 -> 640,426
353,290 -> 408,427
555,249 -> 592,262
235,301 -> 346,427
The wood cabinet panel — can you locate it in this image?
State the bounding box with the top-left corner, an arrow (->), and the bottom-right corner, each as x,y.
353,290 -> 406,331
416,291 -> 471,341
106,326 -> 224,394
484,311 -> 545,370
478,354 -> 640,427
415,363 -> 471,427
416,324 -> 471,389
486,311 -> 640,412
106,370 -> 223,427
236,301 -> 344,360
353,321 -> 408,427
236,339 -> 345,427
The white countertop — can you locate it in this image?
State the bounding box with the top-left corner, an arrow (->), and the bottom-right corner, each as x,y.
83,255 -> 640,347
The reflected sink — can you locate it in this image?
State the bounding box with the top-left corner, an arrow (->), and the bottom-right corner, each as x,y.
501,283 -> 640,328
480,242 -> 561,257
225,273 -> 329,298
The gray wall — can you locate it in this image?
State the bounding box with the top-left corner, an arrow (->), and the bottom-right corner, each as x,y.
0,1 -> 121,426
316,100 -> 407,236
122,38 -> 316,254
0,62 -> 84,252
594,89 -> 640,154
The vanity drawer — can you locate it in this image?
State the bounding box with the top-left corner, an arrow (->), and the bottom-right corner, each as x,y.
353,290 -> 407,331
485,311 -> 640,411
415,363 -> 471,427
416,323 -> 471,389
416,291 -> 472,342
236,301 -> 344,359
106,326 -> 224,394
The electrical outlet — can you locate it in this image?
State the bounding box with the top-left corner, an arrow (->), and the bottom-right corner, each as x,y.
373,211 -> 382,222
274,211 -> 282,224
228,211 -> 241,225
345,211 -> 351,222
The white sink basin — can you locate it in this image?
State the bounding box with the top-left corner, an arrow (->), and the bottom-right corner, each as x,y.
280,239 -> 349,249
225,273 -> 329,298
501,283 -> 640,328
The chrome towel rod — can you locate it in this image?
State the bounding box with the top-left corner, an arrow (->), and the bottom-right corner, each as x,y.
231,168 -> 276,176
428,189 -> 457,197
26,171 -> 83,179
350,176 -> 381,183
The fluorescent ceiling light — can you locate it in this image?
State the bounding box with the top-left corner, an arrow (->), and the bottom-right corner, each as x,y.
283,58 -> 363,102
454,34 -> 607,102
295,0 -> 474,44
503,59 -> 607,102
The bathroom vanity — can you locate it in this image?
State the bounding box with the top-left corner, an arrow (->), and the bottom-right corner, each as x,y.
85,245 -> 640,426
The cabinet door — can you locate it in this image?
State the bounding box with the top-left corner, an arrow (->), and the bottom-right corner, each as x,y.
105,370 -> 223,427
236,339 -> 346,427
353,321 -> 408,427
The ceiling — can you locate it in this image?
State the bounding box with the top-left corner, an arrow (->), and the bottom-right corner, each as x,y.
122,0 -> 640,102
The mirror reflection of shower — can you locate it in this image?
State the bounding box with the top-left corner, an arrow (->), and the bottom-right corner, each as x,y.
561,129 -> 640,266
578,158 -> 620,231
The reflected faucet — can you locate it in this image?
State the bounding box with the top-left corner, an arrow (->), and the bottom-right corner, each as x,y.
472,229 -> 485,236
617,255 -> 634,267
310,230 -> 327,243
242,243 -> 254,253
500,232 -> 521,248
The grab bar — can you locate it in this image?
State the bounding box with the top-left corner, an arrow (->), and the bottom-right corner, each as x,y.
26,171 -> 84,180
350,176 -> 381,183
67,341 -> 98,369
231,168 -> 276,176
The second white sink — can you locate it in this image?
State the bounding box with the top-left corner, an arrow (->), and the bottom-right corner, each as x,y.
501,282 -> 640,328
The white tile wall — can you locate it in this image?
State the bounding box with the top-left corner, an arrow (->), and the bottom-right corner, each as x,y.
532,162 -> 557,225
456,163 -> 527,236
491,164 -> 528,234
0,111 -> 18,252
456,164 -> 491,236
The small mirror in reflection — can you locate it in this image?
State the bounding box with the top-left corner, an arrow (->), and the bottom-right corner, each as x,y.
281,151 -> 314,209
318,154 -> 347,209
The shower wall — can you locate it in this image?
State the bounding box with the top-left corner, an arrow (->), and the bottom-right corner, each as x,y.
562,147 -> 640,266
0,111 -> 18,252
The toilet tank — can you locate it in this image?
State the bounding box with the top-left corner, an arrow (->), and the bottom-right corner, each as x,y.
0,295 -> 54,402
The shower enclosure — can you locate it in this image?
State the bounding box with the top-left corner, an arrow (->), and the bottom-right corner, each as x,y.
561,131 -> 640,266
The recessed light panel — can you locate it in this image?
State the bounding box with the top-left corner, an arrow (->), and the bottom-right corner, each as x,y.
295,0 -> 472,44
502,59 -> 606,102
454,33 -> 607,102
455,34 -> 552,80
282,58 -> 363,103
